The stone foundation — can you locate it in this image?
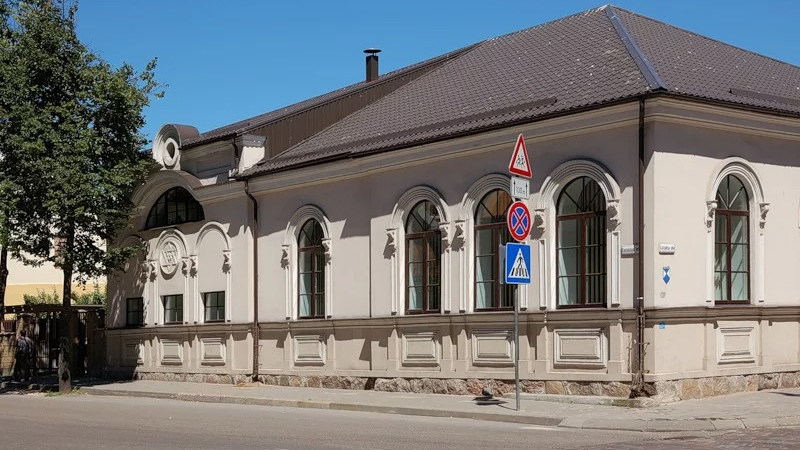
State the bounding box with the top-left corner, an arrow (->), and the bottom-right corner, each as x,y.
110,370 -> 633,398
649,371 -> 800,403
108,370 -> 800,405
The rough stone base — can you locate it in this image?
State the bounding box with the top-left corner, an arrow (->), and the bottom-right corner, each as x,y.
104,370 -> 634,398
650,371 -> 800,403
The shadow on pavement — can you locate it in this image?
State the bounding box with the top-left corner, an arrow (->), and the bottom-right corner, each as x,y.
770,391 -> 800,397
0,370 -> 136,395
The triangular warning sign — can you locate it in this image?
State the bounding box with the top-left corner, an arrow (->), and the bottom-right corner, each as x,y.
510,249 -> 529,279
508,133 -> 532,178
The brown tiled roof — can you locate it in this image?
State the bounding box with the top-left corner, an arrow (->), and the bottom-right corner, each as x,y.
233,4 -> 800,177
180,47 -> 475,149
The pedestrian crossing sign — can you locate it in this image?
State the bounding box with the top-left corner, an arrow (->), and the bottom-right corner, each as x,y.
505,242 -> 531,284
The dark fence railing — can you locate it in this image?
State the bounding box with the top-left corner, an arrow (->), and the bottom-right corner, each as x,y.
1,305 -> 105,378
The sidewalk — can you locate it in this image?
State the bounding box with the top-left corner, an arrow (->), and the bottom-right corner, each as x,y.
75,380 -> 800,432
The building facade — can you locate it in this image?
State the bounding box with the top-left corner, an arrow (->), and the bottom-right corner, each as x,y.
105,6 -> 800,401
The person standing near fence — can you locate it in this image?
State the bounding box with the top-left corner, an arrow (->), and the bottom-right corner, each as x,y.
14,329 -> 34,383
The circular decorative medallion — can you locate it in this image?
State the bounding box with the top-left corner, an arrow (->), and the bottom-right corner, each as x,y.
159,241 -> 181,275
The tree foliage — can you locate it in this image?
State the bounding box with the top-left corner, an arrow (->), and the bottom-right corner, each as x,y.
0,0 -> 161,389
0,0 -> 160,292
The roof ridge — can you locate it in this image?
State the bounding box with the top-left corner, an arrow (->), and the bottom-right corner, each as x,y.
605,5 -> 667,90
612,5 -> 800,70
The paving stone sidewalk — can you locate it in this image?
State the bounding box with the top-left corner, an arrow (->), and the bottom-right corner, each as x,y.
77,380 -> 800,432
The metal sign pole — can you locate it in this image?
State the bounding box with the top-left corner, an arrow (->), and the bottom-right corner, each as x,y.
514,285 -> 520,411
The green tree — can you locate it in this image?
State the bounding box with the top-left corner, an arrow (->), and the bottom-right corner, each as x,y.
1,0 -> 160,391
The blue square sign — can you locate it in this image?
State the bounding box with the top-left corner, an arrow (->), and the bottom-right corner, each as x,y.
505,242 -> 531,285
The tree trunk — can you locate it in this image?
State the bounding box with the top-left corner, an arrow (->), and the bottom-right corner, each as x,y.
58,231 -> 74,393
0,246 -> 8,318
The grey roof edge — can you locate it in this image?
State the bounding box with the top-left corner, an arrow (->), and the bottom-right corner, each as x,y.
605,5 -> 668,91
238,88 -> 800,180
180,44 -> 480,150
236,94 -> 636,179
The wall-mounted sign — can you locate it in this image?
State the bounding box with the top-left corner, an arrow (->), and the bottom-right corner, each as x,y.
658,243 -> 676,255
621,244 -> 639,256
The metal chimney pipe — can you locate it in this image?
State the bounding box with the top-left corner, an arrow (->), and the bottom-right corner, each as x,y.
364,48 -> 381,82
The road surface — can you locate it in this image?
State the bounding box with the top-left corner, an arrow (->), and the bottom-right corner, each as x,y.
0,393 -> 797,449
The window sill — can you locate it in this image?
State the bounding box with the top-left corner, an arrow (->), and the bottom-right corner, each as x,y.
555,305 -> 607,310
714,301 -> 752,306
474,308 -> 515,313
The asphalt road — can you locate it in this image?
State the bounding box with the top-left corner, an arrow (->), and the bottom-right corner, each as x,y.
0,393 -> 797,450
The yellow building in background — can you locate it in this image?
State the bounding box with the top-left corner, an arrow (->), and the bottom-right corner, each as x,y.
4,257 -> 105,306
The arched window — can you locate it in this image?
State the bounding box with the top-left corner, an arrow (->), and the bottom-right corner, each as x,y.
145,187 -> 204,229
405,201 -> 441,314
474,189 -> 513,310
298,219 -> 325,318
556,176 -> 606,307
714,174 -> 750,303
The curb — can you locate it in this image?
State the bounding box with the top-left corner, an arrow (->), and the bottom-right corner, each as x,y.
79,387 -> 800,432
80,388 -> 563,426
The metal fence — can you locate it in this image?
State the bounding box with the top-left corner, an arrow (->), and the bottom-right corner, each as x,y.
1,305 -> 105,378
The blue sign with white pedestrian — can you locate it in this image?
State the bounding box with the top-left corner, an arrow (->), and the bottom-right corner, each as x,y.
505,242 -> 531,284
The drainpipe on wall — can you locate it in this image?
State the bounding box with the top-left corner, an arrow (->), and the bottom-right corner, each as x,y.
632,97 -> 647,396
240,146 -> 260,382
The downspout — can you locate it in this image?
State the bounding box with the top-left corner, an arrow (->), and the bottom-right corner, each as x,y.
238,139 -> 260,381
634,97 -> 647,395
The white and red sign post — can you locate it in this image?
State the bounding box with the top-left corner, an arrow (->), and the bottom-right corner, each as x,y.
506,133 -> 532,412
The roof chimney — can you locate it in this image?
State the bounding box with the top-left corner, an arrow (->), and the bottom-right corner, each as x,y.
364,48 -> 381,82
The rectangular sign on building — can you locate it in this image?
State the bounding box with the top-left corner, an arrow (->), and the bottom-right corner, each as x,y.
505,243 -> 531,284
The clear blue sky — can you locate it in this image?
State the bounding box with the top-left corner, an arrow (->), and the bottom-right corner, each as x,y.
73,0 -> 800,144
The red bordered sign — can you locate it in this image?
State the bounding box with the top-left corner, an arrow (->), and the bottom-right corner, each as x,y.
507,201 -> 531,242
508,134 -> 532,178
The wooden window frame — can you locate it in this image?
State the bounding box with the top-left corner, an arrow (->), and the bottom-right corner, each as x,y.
145,187 -> 205,229
714,210 -> 751,304
473,190 -> 514,312
126,297 -> 144,327
555,177 -> 607,309
474,222 -> 515,311
555,212 -> 607,308
298,220 -> 325,319
203,291 -> 226,323
405,229 -> 442,314
162,294 -> 183,325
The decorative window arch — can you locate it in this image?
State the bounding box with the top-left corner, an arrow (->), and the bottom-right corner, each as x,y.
386,186 -> 451,314
193,222 -> 232,323
536,160 -> 621,310
282,205 -> 333,319
456,174 -> 526,312
145,187 -> 205,229
705,158 -> 768,304
474,189 -> 514,310
146,229 -> 190,325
